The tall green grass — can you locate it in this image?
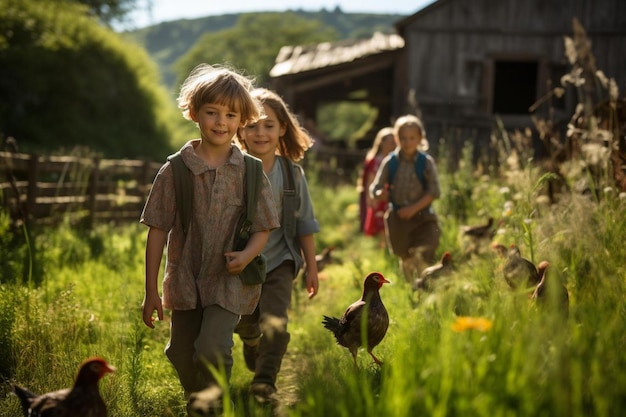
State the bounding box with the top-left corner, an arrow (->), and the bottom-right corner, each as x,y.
1,153 -> 625,416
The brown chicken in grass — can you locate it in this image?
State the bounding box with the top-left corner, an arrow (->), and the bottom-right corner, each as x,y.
412,251 -> 453,291
322,272 -> 390,366
492,243 -> 541,291
461,217 -> 495,239
531,261 -> 570,316
13,357 -> 115,417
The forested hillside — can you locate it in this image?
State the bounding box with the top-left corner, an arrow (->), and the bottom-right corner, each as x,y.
121,9 -> 406,87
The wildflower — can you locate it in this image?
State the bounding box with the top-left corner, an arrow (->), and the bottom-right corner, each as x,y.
581,143 -> 610,168
452,316 -> 493,332
609,78 -> 619,101
553,87 -> 565,98
563,36 -> 577,65
502,201 -> 514,217
595,70 -> 609,88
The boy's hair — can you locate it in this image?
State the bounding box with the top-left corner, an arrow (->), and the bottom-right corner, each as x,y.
241,88 -> 314,162
393,114 -> 429,152
177,64 -> 262,127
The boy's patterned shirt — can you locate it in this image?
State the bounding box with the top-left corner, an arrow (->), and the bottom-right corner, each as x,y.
370,151 -> 441,208
140,141 -> 279,315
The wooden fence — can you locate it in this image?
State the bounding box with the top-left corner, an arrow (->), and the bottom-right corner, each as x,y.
1,147 -> 366,228
1,151 -> 162,227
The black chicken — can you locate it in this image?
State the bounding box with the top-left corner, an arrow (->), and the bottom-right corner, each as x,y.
13,357 -> 115,417
322,272 -> 390,366
412,251 -> 453,291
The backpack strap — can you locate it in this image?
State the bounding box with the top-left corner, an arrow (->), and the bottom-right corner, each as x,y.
278,156 -> 297,238
387,150 -> 426,188
387,151 -> 399,185
239,154 -> 263,240
415,151 -> 426,187
167,151 -> 193,237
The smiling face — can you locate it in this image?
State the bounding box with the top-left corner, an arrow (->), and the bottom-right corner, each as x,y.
190,102 -> 244,149
242,103 -> 286,159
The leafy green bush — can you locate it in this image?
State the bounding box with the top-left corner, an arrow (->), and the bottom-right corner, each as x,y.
0,0 -> 179,160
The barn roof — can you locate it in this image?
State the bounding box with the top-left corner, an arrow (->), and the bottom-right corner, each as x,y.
269,31 -> 405,77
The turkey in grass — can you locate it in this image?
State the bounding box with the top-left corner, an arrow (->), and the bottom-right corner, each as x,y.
12,357 -> 115,417
322,272 -> 390,366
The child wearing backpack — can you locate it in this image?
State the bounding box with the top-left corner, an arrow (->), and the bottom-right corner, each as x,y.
140,64 -> 279,412
236,88 -> 320,404
369,114 -> 441,282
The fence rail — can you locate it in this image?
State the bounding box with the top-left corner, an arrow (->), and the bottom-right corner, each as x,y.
1,147 -> 366,227
1,151 -> 162,227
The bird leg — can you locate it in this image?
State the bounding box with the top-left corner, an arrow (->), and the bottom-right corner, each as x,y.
368,350 -> 383,366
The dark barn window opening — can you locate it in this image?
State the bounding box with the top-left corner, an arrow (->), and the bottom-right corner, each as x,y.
492,60 -> 538,114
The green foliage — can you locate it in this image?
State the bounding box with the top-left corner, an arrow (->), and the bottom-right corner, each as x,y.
317,101 -> 377,147
174,13 -> 339,88
0,0 -> 179,160
125,9 -> 403,88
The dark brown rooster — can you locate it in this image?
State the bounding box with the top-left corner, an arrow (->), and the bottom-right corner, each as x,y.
492,243 -> 541,291
531,261 -> 570,315
13,357 -> 115,417
322,272 -> 390,366
412,251 -> 453,291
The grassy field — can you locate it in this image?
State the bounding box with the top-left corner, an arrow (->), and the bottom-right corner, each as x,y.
1,143 -> 625,417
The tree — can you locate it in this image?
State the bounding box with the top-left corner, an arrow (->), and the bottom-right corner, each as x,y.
0,0 -> 179,160
54,0 -> 143,26
174,12 -> 339,87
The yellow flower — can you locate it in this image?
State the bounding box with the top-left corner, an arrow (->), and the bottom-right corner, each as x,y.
452,316 -> 493,332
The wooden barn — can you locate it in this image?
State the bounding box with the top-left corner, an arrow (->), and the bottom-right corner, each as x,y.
270,0 -> 626,163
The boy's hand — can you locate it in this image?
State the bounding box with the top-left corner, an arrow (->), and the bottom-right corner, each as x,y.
305,270 -> 319,299
224,251 -> 250,275
142,292 -> 163,329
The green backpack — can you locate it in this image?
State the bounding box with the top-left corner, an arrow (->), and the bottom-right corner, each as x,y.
166,152 -> 297,239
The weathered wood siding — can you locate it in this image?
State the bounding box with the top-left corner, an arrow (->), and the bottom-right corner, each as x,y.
396,0 -> 626,153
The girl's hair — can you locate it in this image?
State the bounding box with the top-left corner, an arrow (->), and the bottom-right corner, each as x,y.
177,64 -> 261,126
365,126 -> 394,161
393,114 -> 429,151
240,88 -> 314,162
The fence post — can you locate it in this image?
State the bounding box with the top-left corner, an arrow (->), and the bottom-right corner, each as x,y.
25,154 -> 39,222
87,157 -> 101,228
